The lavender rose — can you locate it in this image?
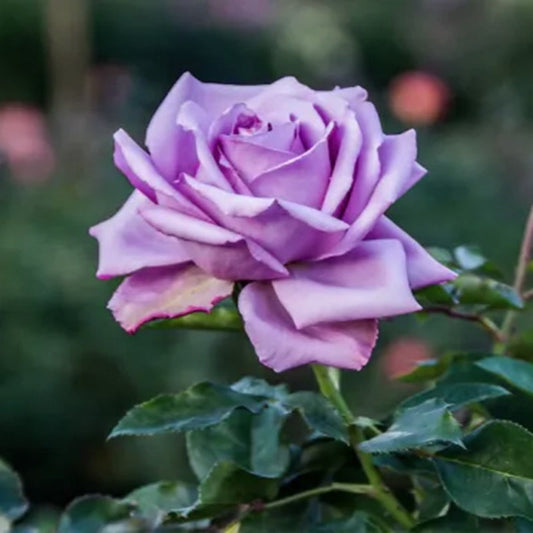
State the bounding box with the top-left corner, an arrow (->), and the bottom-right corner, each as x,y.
90,73 -> 455,372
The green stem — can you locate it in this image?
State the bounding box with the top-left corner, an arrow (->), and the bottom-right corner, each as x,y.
311,364 -> 415,530
498,205 -> 533,353
262,483 -> 375,511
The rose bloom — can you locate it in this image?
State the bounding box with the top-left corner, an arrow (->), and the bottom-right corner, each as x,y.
90,73 -> 455,372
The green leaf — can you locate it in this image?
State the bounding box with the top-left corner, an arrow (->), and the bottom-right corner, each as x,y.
454,245 -> 486,270
414,506 -> 480,532
310,511 -> 384,532
198,461 -> 278,507
58,496 -> 142,533
452,274 -> 523,310
239,503 -> 312,533
0,459 -> 28,521
186,408 -> 290,480
516,517 -> 533,532
241,509 -> 384,533
476,357 -> 533,397
284,392 -> 349,444
125,481 -> 197,527
427,247 -> 454,265
415,284 -> 458,306
396,352 -> 487,383
413,475 -> 450,522
434,421 -> 533,519
231,377 -> 289,402
359,399 -> 463,454
399,382 -> 510,411
109,382 -> 266,438
146,302 -> 243,331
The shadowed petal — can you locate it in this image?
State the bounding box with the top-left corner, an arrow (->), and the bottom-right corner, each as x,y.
140,205 -> 289,280
333,130 -> 419,255
366,217 -> 457,289
109,263 -> 233,333
89,191 -> 189,279
321,112 -> 362,215
239,282 -> 378,372
177,176 -> 348,262
273,240 -> 421,329
248,123 -> 334,208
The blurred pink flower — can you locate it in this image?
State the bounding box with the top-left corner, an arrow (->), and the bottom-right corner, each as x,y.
0,104 -> 55,183
382,337 -> 434,379
388,71 -> 450,126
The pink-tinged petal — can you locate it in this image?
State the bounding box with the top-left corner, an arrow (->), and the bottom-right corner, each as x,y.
146,72 -> 264,179
248,123 -> 334,208
140,205 -> 288,280
273,240 -> 421,329
342,102 -> 384,223
114,129 -> 178,202
366,217 -> 457,289
321,112 -> 362,215
239,282 -> 378,372
89,191 -> 189,279
177,176 -> 348,263
109,263 -> 233,333
333,130 -> 418,255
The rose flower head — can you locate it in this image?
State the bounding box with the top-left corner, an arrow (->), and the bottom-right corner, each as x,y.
90,73 -> 455,372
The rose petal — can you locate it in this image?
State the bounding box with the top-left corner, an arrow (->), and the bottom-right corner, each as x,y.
219,135 -> 295,182
366,216 -> 457,288
272,240 -> 421,329
247,122 -> 334,208
177,176 -> 348,263
247,79 -> 326,149
321,111 -> 362,215
109,262 -> 233,333
333,129 -> 419,255
327,86 -> 369,109
341,102 -> 384,223
140,205 -> 289,280
114,129 -> 178,202
176,101 -> 233,191
146,72 -> 264,179
239,282 -> 378,372
89,191 -> 189,279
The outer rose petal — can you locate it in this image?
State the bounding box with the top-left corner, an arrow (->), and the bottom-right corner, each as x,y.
272,240 -> 421,329
114,129 -> 178,202
140,205 -> 289,280
89,191 -> 189,278
109,263 -> 233,333
239,282 -> 378,372
366,216 -> 457,289
146,72 -> 265,179
177,176 -> 348,263
332,130 -> 419,256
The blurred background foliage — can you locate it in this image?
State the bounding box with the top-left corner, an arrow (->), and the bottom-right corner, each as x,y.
0,0 -> 531,509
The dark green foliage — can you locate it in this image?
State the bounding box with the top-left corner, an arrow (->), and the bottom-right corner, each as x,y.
359,399 -> 463,453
